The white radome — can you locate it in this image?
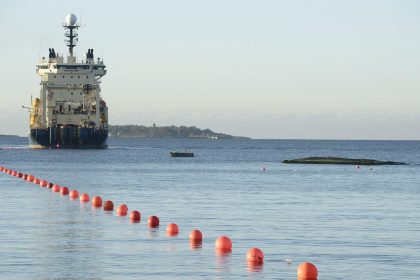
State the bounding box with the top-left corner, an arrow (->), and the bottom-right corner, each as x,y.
65,13 -> 77,26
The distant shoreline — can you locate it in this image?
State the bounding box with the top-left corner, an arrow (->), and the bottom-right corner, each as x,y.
108,125 -> 250,139
1,134 -> 418,141
0,134 -> 20,138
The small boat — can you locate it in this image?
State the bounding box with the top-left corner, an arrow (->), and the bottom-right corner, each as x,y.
170,151 -> 194,157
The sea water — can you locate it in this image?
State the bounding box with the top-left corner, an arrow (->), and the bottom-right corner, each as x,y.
0,136 -> 419,279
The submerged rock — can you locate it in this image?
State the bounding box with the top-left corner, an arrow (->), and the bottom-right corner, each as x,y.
282,157 -> 406,165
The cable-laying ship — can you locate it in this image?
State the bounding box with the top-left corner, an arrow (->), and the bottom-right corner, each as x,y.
29,13 -> 108,149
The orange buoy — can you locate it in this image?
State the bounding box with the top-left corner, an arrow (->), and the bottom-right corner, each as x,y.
130,210 -> 141,222
0,166 -> 4,171
103,200 -> 114,211
52,184 -> 61,192
189,229 -> 203,241
80,193 -> 90,203
246,248 -> 264,264
26,175 -> 35,182
166,223 -> 179,236
60,186 -> 69,195
22,174 -> 28,180
91,196 -> 102,208
215,236 -> 232,251
69,190 -> 79,199
12,171 -> 18,176
297,262 -> 318,280
39,180 -> 48,187
33,178 -> 41,184
116,204 -> 128,216
17,172 -> 23,178
148,215 -> 160,228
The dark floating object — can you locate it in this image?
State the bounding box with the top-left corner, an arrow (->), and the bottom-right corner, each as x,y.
170,151 -> 194,158
282,157 -> 406,165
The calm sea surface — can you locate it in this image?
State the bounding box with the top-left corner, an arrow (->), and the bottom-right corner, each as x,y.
1,136 -> 419,279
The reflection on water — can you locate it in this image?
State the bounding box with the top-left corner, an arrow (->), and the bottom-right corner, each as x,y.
166,242 -> 177,253
148,228 -> 159,238
166,232 -> 179,237
215,250 -> 232,273
247,262 -> 264,273
189,240 -> 202,250
215,248 -> 232,256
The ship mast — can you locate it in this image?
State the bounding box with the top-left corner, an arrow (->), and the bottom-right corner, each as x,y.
63,14 -> 80,57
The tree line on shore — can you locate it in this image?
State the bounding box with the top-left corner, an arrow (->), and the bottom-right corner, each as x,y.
108,124 -> 247,139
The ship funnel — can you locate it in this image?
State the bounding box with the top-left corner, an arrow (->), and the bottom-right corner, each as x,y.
86,49 -> 94,62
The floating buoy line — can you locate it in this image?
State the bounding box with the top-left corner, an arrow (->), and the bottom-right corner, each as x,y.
0,165 -> 318,278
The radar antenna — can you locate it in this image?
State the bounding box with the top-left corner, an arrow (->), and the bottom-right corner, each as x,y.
63,14 -> 80,56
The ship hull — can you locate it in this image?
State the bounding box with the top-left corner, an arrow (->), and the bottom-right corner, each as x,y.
29,127 -> 108,149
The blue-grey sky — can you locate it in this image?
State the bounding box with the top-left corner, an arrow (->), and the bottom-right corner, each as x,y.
1,0 -> 420,139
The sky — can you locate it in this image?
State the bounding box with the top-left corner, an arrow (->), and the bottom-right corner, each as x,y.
1,0 -> 420,139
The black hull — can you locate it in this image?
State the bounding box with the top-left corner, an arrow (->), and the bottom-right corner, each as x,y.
29,126 -> 108,149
